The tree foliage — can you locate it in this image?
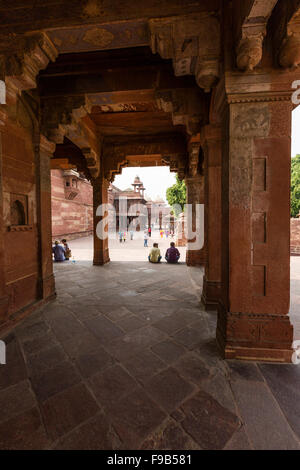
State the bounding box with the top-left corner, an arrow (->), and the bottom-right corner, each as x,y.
166,175 -> 186,216
291,155 -> 300,218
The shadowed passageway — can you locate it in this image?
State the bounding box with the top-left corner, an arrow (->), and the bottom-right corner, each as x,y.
0,259 -> 300,450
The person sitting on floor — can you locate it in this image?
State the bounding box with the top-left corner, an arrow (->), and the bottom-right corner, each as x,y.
61,238 -> 71,261
165,241 -> 180,264
52,240 -> 66,262
148,242 -> 162,263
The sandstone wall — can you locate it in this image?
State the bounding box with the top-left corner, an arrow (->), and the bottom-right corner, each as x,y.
2,116 -> 40,315
291,218 -> 300,256
51,170 -> 93,240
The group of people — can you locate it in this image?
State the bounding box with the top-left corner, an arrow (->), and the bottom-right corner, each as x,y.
118,230 -> 134,242
52,239 -> 72,262
148,241 -> 180,264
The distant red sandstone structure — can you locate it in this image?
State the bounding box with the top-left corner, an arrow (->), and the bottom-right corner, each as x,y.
291,216 -> 300,256
51,169 -> 93,241
51,171 -> 172,239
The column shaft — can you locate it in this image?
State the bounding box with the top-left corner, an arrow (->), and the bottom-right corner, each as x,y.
185,176 -> 205,266
35,135 -> 56,300
93,176 -> 110,265
217,99 -> 294,362
201,125 -> 222,310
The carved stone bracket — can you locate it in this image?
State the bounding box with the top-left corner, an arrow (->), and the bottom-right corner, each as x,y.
235,1 -> 278,72
236,26 -> 265,71
82,147 -> 100,179
41,95 -> 92,144
0,32 -> 58,92
155,89 -> 208,135
279,15 -> 300,69
149,13 -> 220,92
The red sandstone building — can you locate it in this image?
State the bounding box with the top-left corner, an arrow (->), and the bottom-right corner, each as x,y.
1,0 -> 300,365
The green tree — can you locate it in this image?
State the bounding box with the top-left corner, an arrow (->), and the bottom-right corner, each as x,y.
291,155 -> 300,218
166,175 -> 186,216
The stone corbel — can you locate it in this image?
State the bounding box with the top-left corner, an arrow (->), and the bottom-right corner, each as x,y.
149,13 -> 220,92
236,25 -> 265,71
155,89 -> 206,135
279,22 -> 300,69
41,95 -> 91,144
82,147 -> 100,179
161,155 -> 187,180
1,33 -> 58,92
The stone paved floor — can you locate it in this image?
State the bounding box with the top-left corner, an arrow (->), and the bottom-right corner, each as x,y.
0,247 -> 299,449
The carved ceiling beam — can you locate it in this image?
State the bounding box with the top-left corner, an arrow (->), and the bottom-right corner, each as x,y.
149,13 -> 221,92
0,32 -> 57,95
234,0 -> 278,71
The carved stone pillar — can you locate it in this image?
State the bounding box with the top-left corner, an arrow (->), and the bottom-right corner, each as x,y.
35,135 -> 56,301
201,124 -> 222,310
185,175 -> 205,266
93,176 -> 110,266
217,95 -> 294,362
0,110 -> 9,325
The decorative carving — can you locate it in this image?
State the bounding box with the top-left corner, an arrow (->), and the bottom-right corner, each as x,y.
0,33 -> 58,91
82,147 -> 100,179
155,89 -> 207,135
279,32 -> 300,69
83,28 -> 114,48
149,13 -> 220,92
236,32 -> 264,72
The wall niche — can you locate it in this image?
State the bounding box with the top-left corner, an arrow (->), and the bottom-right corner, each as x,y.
8,194 -> 32,232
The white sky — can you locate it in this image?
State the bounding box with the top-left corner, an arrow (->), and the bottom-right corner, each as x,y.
114,110 -> 300,199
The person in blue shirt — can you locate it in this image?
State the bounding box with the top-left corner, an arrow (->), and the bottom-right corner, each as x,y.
52,240 -> 66,262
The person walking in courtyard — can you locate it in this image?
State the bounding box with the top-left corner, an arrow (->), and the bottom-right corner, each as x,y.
148,225 -> 151,238
165,241 -> 180,264
148,242 -> 162,263
119,231 -> 123,243
61,239 -> 71,261
130,230 -> 134,240
52,240 -> 66,262
144,230 -> 149,247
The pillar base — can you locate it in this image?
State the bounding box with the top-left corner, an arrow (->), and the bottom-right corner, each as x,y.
93,252 -> 110,266
216,305 -> 294,363
201,277 -> 221,311
186,248 -> 206,267
39,274 -> 56,300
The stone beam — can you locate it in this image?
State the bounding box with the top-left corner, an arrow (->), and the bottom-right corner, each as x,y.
38,66 -> 197,98
149,12 -> 221,92
233,0 -> 278,71
0,1 -> 220,36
